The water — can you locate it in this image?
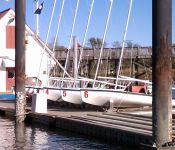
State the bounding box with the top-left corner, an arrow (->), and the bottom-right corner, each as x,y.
0,116 -> 133,150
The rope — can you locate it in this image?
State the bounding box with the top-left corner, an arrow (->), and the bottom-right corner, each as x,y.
52,0 -> 65,53
77,0 -> 95,72
104,48 -> 111,80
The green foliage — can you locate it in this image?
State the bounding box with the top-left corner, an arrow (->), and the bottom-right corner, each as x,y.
88,37 -> 107,49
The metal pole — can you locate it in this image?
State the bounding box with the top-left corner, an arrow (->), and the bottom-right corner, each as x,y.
15,0 -> 26,123
36,1 -> 39,36
152,0 -> 172,147
73,36 -> 78,79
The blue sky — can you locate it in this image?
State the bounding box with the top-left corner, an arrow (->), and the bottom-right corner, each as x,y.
0,0 -> 175,47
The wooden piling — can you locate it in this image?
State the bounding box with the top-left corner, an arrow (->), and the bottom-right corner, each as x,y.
15,0 -> 26,123
152,0 -> 172,147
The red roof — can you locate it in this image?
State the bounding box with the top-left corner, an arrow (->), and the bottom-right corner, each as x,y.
0,8 -> 11,20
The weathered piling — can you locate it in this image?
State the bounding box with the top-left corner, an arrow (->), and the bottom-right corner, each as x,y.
152,0 -> 172,148
15,0 -> 26,123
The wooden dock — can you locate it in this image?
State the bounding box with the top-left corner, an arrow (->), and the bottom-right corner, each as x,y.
0,101 -> 175,149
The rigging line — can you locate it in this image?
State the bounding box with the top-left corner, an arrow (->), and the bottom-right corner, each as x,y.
130,44 -> 133,77
130,13 -> 142,45
50,0 -> 71,78
52,0 -> 65,53
76,0 -> 95,77
93,0 -> 114,88
62,0 -> 80,80
33,33 -> 71,78
104,48 -> 111,80
115,0 -> 133,89
36,0 -> 57,86
139,46 -> 150,80
88,1 -> 102,41
85,52 -> 89,78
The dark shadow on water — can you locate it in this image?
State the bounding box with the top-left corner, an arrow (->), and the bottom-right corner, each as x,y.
0,115 -> 135,150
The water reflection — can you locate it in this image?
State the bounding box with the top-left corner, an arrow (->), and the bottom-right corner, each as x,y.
0,117 -> 15,149
15,122 -> 26,149
0,116 -> 133,150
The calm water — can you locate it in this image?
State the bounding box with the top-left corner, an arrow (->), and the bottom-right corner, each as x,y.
0,116 -> 134,150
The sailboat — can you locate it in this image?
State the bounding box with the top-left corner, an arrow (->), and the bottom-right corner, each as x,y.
60,0 -> 95,105
80,0 -> 155,108
35,0 -> 72,102
80,76 -> 153,107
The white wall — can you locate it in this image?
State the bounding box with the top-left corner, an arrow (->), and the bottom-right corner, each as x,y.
0,70 -> 6,92
0,9 -> 55,91
25,32 -> 50,86
0,18 -> 6,51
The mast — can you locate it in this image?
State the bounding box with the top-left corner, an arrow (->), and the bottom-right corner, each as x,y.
77,0 -> 95,71
62,0 -> 80,81
115,0 -> 133,89
93,0 -> 114,87
36,0 -> 57,86
73,36 -> 78,79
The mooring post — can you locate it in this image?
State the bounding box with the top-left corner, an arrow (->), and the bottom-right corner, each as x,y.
15,0 -> 26,123
152,0 -> 172,148
15,122 -> 25,147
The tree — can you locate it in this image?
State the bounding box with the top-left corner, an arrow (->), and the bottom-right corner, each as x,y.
88,37 -> 107,49
133,43 -> 141,47
96,38 -> 102,48
126,41 -> 133,48
88,37 -> 97,48
97,38 -> 107,48
112,41 -> 121,48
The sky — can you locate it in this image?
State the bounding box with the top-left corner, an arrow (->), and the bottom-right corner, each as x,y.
0,0 -> 175,47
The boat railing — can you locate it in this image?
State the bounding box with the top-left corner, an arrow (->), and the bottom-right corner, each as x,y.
78,77 -> 126,89
98,75 -> 152,85
46,76 -> 147,90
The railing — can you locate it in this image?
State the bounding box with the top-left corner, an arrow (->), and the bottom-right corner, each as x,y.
55,46 -> 175,60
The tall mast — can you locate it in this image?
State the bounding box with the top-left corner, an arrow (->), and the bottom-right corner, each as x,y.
115,0 -> 133,89
93,0 -> 114,87
73,36 -> 78,80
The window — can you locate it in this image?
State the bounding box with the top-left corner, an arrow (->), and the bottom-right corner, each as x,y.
6,26 -> 15,49
8,70 -> 14,78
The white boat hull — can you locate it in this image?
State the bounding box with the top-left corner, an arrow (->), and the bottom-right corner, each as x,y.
81,89 -> 109,106
81,88 -> 152,107
44,87 -> 62,101
61,88 -> 83,104
108,90 -> 152,107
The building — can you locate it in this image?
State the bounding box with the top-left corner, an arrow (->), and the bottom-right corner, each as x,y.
0,8 -> 56,92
